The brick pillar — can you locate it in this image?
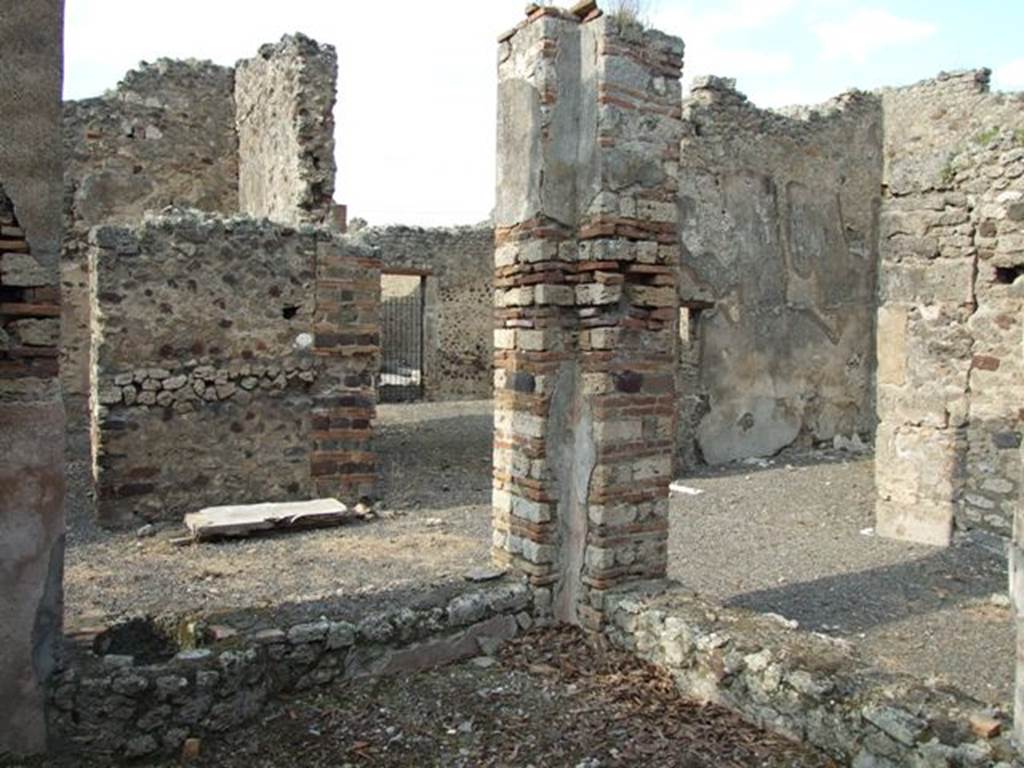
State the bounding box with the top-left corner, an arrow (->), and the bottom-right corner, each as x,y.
310,235 -> 380,502
492,4 -> 682,629
0,0 -> 65,754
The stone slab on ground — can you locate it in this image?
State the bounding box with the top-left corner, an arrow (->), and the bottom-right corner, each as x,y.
185,498 -> 349,541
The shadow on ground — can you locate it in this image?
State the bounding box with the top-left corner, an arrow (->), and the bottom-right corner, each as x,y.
727,542 -> 1005,633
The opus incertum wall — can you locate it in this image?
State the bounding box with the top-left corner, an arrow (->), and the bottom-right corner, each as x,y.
89,211 -> 379,526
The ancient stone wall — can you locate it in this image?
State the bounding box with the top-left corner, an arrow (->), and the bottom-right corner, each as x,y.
493,5 -> 682,629
62,60 -> 239,524
48,580 -> 531,759
357,225 -> 494,400
875,70 -> 1024,543
235,34 -> 337,226
0,0 -> 65,754
90,211 -> 377,526
676,78 -> 882,467
606,583 -> 1021,766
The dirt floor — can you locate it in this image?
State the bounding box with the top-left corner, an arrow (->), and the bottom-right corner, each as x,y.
673,451 -> 1011,707
64,399 -> 1014,708
18,629 -> 831,768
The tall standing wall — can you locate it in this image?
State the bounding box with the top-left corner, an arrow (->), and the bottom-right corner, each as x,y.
235,34 -> 337,226
493,6 -> 682,628
875,71 -> 1024,544
62,60 -> 239,525
90,212 -> 378,526
676,77 -> 882,467
0,0 -> 65,754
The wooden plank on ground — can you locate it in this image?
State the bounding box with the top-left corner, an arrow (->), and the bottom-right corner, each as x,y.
184,498 -> 349,541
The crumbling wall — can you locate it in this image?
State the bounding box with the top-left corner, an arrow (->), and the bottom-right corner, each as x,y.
0,0 -> 65,754
677,77 -> 882,467
235,34 -> 337,226
62,60 -> 239,523
875,70 -> 1024,543
493,5 -> 682,628
357,225 -> 494,400
90,211 -> 378,526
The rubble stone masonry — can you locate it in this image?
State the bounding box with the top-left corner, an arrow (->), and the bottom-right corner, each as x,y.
90,211 -> 378,526
0,0 -> 66,754
493,4 -> 682,628
235,34 -> 338,226
875,70 -> 1024,544
62,59 -> 239,524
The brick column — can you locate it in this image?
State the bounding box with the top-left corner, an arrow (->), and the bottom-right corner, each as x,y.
493,3 -> 682,629
311,235 -> 380,502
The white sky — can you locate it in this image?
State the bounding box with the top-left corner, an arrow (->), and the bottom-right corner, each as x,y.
64,1 -> 1024,227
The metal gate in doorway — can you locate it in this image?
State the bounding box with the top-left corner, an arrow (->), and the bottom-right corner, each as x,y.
379,273 -> 425,403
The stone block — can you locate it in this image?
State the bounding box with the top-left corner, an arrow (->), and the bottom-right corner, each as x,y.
876,306 -> 907,386
1,252 -> 48,286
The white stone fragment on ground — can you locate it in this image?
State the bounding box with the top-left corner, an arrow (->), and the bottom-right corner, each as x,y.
464,567 -> 506,583
184,498 -> 349,541
669,481 -> 704,496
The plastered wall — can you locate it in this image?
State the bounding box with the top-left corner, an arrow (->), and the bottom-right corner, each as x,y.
676,77 -> 882,467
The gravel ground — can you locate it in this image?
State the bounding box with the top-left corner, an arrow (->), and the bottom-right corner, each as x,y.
19,628 -> 831,768
64,399 -> 1013,707
62,400 -> 495,630
671,451 -> 1012,706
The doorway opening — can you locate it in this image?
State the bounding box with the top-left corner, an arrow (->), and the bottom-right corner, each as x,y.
379,271 -> 426,403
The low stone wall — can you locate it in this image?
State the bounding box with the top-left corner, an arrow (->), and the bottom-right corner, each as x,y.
604,582 -> 1019,767
48,580 -> 533,759
90,210 -> 379,526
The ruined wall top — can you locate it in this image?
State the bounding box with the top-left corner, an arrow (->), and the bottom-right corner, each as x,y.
101,58 -> 235,111
64,59 -> 240,230
684,75 -> 882,144
235,33 -> 338,226
880,68 -> 1024,195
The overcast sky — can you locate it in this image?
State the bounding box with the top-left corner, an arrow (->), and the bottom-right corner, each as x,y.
64,0 -> 1024,227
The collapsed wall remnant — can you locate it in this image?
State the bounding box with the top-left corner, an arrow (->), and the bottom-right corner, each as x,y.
357,225 -> 494,400
493,5 -> 682,628
47,580 -> 531,758
62,59 -> 240,523
0,0 -> 65,754
875,70 -> 1024,545
676,78 -> 882,467
235,33 -> 338,226
90,211 -> 379,526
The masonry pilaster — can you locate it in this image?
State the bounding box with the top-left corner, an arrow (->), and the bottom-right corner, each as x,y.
493,3 -> 682,629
